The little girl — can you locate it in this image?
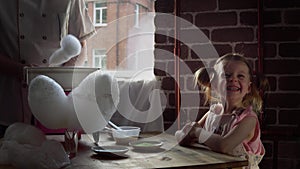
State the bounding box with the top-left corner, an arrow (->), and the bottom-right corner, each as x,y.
175,53 -> 268,169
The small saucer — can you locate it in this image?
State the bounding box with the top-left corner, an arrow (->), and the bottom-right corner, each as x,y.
91,146 -> 129,157
129,140 -> 163,151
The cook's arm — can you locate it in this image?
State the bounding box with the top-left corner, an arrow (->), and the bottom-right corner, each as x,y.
0,52 -> 24,80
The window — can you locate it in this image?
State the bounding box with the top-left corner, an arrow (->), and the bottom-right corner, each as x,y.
94,2 -> 107,26
93,49 -> 107,69
86,1 -> 155,80
134,4 -> 140,27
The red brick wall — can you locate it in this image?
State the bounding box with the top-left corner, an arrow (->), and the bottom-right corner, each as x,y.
154,0 -> 300,169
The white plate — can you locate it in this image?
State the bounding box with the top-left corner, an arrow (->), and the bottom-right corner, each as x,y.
129,140 -> 163,150
91,146 -> 129,156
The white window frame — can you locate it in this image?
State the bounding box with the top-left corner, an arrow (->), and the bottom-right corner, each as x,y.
93,49 -> 107,69
94,2 -> 107,27
134,4 -> 140,28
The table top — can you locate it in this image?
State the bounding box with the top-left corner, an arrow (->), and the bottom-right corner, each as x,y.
1,132 -> 248,169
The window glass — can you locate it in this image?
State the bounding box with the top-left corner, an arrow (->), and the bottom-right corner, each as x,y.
94,2 -> 107,26
86,1 -> 155,80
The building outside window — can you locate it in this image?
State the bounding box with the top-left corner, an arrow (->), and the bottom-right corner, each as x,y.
85,0 -> 155,79
94,2 -> 107,26
93,49 -> 107,69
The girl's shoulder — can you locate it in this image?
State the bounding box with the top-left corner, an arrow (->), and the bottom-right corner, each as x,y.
233,106 -> 259,125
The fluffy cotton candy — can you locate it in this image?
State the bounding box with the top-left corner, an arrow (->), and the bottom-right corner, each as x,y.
0,123 -> 70,169
49,34 -> 81,66
28,75 -> 81,129
4,122 -> 46,146
28,72 -> 120,133
71,71 -> 120,133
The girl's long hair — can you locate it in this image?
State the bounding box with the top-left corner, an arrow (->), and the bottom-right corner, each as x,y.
194,53 -> 269,114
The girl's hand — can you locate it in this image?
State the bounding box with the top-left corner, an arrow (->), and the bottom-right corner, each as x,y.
175,122 -> 197,146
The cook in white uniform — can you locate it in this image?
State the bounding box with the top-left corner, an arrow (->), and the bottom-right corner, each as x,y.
0,0 -> 96,137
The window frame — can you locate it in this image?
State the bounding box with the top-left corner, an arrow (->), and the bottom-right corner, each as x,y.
93,49 -> 107,69
93,2 -> 108,27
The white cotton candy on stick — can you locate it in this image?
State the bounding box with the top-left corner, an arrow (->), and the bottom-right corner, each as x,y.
28,72 -> 120,133
49,34 -> 81,66
28,75 -> 81,129
3,122 -> 46,146
70,71 -> 120,133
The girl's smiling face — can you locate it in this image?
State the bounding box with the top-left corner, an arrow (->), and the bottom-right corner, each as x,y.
213,60 -> 252,107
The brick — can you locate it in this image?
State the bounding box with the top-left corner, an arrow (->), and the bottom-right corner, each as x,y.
277,159 -> 295,169
264,11 -> 282,25
155,0 -> 174,13
191,44 -> 220,60
154,14 -> 174,29
284,9 -> 300,24
180,0 -> 217,12
235,43 -> 258,58
186,76 -> 201,91
180,13 -> 194,27
264,27 -> 300,42
240,11 -> 257,26
279,43 -> 300,57
154,67 -> 166,77
265,93 -> 300,108
278,141 -> 300,158
219,0 -> 257,10
266,76 -> 277,91
163,108 -> 177,122
263,43 -> 277,58
154,45 -> 174,61
155,30 -> 168,43
180,92 -> 205,108
259,158 -> 273,169
264,59 -> 300,74
179,44 -> 189,60
214,44 -> 233,56
212,28 -> 254,42
184,60 -> 205,74
180,29 -> 211,44
167,93 -> 176,108
179,109 -> 200,125
264,0 -> 300,8
279,76 -> 300,91
279,110 -> 300,125
161,76 -> 176,91
154,62 -> 167,76
262,141 -> 274,158
195,12 -> 237,27
263,109 -> 277,125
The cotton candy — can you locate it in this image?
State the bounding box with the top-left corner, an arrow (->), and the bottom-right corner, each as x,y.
28,71 -> 120,133
0,123 -> 70,169
49,34 -> 82,66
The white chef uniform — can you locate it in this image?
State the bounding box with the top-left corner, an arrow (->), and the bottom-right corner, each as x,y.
0,0 -> 96,127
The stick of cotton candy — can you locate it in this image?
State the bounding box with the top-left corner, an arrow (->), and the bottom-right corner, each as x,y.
49,34 -> 82,66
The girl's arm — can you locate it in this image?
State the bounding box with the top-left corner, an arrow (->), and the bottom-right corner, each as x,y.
175,111 -> 209,146
195,116 -> 256,154
196,111 -> 209,127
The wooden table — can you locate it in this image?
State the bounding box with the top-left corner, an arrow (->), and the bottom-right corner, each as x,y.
1,133 -> 248,169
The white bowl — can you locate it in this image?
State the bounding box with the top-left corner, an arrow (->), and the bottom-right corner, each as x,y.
24,67 -> 99,91
112,126 -> 141,145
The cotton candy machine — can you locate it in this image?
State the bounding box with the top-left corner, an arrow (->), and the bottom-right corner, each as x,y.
24,67 -> 99,91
